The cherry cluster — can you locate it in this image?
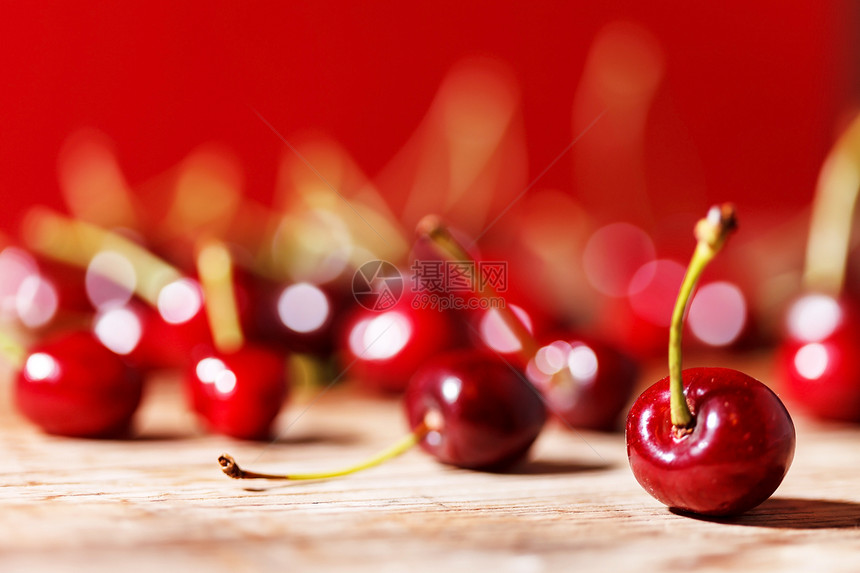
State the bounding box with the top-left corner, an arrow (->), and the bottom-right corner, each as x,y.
22,118 -> 860,520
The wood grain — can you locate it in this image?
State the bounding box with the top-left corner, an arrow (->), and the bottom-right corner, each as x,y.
1,356 -> 859,572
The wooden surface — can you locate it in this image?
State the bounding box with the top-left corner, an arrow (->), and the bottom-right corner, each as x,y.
1,353 -> 860,572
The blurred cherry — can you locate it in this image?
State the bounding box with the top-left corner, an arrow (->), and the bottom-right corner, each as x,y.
339,289 -> 462,393
778,293 -> 860,421
15,330 -> 143,438
185,241 -> 290,440
187,344 -> 289,440
526,334 -> 638,431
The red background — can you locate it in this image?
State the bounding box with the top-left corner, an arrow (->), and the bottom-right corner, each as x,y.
0,2 -> 855,236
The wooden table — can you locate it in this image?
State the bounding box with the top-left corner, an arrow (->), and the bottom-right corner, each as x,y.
1,353 -> 859,572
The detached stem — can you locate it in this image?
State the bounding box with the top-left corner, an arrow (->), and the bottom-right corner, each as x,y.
416,215 -> 539,359
219,421 -> 429,481
669,204 -> 738,428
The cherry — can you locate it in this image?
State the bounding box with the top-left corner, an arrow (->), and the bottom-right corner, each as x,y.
405,350 -> 547,470
778,294 -> 860,421
338,288 -> 462,393
626,204 -> 795,516
185,241 -> 290,440
187,344 -> 289,440
526,333 -> 638,431
627,367 -> 796,516
14,330 -> 143,438
776,113 -> 860,422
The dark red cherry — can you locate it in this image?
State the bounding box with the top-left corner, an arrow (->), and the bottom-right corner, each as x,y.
186,344 -> 289,440
778,293 -> 860,421
247,277 -> 343,355
626,367 -> 796,516
339,292 -> 461,393
14,330 -> 143,437
526,333 -> 638,431
404,350 -> 547,470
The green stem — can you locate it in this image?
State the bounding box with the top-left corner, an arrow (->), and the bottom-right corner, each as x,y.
0,330 -> 26,371
669,205 -> 737,428
417,215 -> 539,359
23,208 -> 182,307
803,113 -> 860,295
196,240 -> 244,354
219,422 -> 429,481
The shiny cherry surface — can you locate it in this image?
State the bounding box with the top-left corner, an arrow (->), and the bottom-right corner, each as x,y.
526,333 -> 637,431
404,350 -> 547,470
626,367 -> 796,516
186,344 -> 289,440
778,293 -> 860,421
15,330 -> 143,438
340,294 -> 461,393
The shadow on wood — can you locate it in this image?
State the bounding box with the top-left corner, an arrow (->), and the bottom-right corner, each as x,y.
671,497 -> 860,529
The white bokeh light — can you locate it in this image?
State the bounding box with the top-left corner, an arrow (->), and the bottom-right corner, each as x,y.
787,294 -> 842,342
157,278 -> 203,324
479,304 -> 533,354
86,250 -> 137,308
688,281 -> 747,347
277,282 -> 330,334
94,307 -> 143,355
24,352 -> 59,381
16,275 -> 59,328
794,343 -> 830,380
349,311 -> 412,360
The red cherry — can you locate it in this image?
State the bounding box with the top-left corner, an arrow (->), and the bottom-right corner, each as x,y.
15,330 -> 143,438
339,292 -> 462,393
526,333 -> 638,431
626,205 -> 795,516
778,293 -> 860,421
626,367 -> 796,516
186,344 -> 289,440
404,350 -> 547,470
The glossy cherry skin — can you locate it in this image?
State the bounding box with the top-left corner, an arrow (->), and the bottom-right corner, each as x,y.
15,331 -> 144,438
778,293 -> 860,422
526,333 -> 638,431
626,367 -> 796,516
339,293 -> 462,393
186,344 -> 289,440
404,350 -> 547,470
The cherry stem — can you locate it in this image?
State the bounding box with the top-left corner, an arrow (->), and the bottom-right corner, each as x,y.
22,208 -> 182,307
416,215 -> 539,359
669,204 -> 738,428
196,240 -> 244,353
219,421 -> 430,481
804,113 -> 860,295
0,331 -> 26,371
